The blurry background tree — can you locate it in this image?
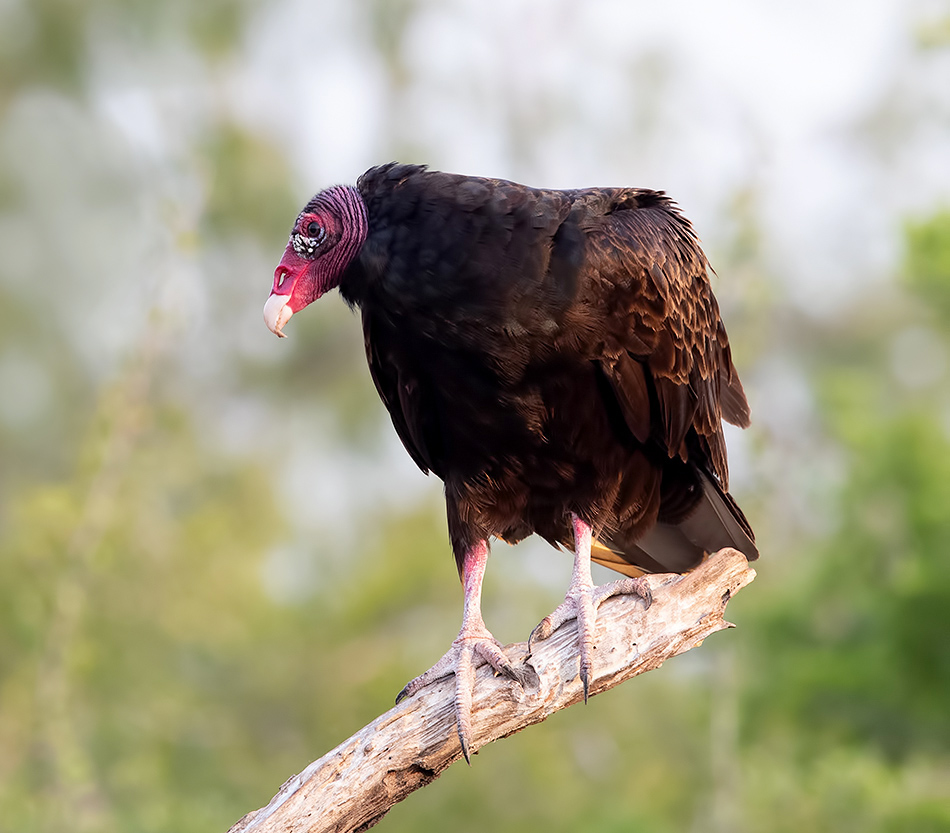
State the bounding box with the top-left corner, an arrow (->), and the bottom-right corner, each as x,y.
0,1 -> 948,832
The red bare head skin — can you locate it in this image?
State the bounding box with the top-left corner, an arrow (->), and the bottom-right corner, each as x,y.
264,185 -> 368,337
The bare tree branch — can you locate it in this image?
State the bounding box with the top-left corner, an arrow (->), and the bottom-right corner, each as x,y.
228,547 -> 755,833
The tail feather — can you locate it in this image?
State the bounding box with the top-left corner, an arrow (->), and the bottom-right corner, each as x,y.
596,472 -> 757,576
591,539 -> 648,578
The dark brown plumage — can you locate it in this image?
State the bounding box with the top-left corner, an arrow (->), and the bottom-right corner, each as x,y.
341,164 -> 756,571
265,163 -> 757,759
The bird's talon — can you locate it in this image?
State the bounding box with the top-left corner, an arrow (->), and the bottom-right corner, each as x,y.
501,662 -> 529,689
528,618 -> 553,651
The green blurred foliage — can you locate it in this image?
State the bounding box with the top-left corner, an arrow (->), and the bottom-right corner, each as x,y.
906,210 -> 950,324
2,1 -> 950,832
0,0 -> 87,99
734,210 -> 950,831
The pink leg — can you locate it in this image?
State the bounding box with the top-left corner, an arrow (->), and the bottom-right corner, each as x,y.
396,540 -> 526,763
529,514 -> 652,701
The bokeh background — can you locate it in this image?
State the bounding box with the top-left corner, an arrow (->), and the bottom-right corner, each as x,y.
2,1 -> 950,831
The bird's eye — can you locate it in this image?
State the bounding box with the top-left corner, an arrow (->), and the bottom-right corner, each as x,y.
307,221 -> 322,238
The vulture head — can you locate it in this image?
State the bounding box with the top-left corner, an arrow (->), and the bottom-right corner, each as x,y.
264,185 -> 367,337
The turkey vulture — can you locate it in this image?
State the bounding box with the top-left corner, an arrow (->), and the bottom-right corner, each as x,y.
265,163 -> 757,761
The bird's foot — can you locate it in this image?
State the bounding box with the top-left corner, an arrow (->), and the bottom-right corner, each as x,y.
396,626 -> 527,763
529,577 -> 652,701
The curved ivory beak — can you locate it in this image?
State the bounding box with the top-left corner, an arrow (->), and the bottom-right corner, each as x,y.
264,294 -> 294,338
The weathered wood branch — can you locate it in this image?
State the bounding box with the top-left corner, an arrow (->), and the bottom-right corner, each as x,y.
228,547 -> 755,833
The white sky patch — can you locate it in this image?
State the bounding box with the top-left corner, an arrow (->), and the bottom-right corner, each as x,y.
95,86 -> 168,160
276,410 -> 440,543
748,354 -> 817,441
241,0 -> 388,186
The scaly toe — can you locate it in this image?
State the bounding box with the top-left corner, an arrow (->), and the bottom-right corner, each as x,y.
395,632 -> 527,764
593,576 -> 653,609
530,575 -> 652,698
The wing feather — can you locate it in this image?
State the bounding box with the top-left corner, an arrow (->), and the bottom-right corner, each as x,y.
584,191 -> 750,488
362,311 -> 436,475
